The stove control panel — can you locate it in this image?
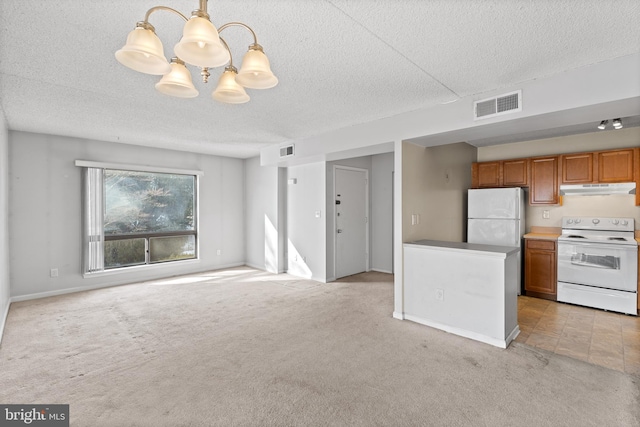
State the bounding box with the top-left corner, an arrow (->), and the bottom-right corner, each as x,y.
562,217 -> 635,232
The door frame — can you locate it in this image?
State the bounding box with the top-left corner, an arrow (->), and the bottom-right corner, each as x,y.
333,165 -> 370,279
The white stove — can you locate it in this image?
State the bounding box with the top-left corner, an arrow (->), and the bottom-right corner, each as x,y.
557,217 -> 638,315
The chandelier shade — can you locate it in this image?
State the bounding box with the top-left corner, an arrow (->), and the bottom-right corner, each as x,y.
235,45 -> 278,89
212,67 -> 250,104
115,25 -> 172,75
174,16 -> 230,68
155,58 -> 199,98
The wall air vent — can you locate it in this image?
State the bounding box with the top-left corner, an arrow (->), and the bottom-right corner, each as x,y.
279,144 -> 295,158
474,90 -> 522,120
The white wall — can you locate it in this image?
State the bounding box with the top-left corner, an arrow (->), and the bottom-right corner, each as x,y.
0,109 -> 9,343
9,131 -> 245,299
371,153 -> 394,273
478,127 -> 640,231
244,157 -> 285,273
262,54 -> 640,167
287,162 -> 326,282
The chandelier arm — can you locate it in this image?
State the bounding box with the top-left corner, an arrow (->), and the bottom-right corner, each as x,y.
143,6 -> 189,24
218,37 -> 234,67
218,22 -> 259,46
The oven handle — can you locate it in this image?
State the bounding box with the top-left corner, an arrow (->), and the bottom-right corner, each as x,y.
570,253 -> 620,270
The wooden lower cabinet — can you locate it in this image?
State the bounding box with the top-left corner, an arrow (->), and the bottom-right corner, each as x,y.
524,239 -> 557,301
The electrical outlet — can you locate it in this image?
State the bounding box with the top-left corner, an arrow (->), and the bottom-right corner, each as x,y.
543,210 -> 550,219
216,249 -> 222,255
50,268 -> 58,278
435,289 -> 444,301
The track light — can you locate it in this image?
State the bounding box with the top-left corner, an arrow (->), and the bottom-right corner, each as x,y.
115,0 -> 278,104
613,118 -> 623,129
597,118 -> 623,130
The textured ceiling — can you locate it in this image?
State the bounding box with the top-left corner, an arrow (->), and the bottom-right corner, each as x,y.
1,1 -> 639,158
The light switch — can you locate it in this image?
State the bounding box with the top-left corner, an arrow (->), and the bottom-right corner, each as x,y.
315,211 -> 321,218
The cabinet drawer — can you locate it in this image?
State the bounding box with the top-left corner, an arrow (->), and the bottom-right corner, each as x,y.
526,240 -> 555,250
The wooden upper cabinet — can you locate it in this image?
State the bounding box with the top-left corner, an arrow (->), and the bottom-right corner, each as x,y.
471,159 -> 527,188
502,159 -> 529,186
562,152 -> 594,184
472,162 -> 500,188
598,149 -> 634,183
530,156 -> 559,205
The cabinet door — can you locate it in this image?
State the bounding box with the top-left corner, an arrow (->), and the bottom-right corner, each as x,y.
524,240 -> 557,300
598,149 -> 634,183
503,159 -> 528,186
530,156 -> 559,205
562,153 -> 593,183
473,162 -> 501,188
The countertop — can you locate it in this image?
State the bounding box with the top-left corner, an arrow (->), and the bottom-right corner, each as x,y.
405,239 -> 520,257
523,232 -> 560,241
524,226 -> 560,241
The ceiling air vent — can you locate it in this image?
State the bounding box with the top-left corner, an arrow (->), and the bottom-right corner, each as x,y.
279,144 -> 295,158
474,90 -> 522,120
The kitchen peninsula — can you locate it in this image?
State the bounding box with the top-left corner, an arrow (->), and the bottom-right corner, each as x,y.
403,240 -> 520,348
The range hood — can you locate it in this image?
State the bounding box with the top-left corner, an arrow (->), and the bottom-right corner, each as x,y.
560,182 -> 636,196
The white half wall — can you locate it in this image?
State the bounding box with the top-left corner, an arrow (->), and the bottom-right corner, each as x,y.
244,157 -> 285,273
8,131 -> 246,299
0,109 -> 9,344
396,141 -> 477,319
287,162 -> 326,282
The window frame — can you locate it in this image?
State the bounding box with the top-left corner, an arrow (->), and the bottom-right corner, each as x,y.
76,160 -> 202,277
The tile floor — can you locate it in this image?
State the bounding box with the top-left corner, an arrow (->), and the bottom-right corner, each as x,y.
516,296 -> 640,375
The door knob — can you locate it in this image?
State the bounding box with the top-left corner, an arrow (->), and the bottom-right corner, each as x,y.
337,229 -> 343,233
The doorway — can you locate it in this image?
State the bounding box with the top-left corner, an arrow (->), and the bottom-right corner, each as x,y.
334,166 -> 369,279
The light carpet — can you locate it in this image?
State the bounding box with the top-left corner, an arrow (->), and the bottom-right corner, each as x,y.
0,267 -> 638,426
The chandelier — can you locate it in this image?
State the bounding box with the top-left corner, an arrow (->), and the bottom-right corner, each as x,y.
115,0 -> 278,104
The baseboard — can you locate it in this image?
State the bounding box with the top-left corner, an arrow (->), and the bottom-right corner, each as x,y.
371,268 -> 393,274
0,297 -> 10,346
245,262 -> 266,271
10,262 -> 248,303
404,314 -> 513,349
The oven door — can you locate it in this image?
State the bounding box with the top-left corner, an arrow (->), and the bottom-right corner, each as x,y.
557,241 -> 637,292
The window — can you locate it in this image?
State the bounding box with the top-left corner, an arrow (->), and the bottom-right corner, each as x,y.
77,161 -> 200,274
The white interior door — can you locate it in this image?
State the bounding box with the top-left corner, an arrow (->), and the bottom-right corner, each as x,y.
335,167 -> 368,278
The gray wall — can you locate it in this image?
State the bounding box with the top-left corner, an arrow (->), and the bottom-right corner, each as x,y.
371,152 -> 394,273
244,157 -> 285,273
9,131 -> 245,298
0,110 -> 9,341
402,142 -> 477,243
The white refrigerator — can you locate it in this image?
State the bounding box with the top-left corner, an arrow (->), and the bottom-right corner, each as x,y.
467,187 -> 525,294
